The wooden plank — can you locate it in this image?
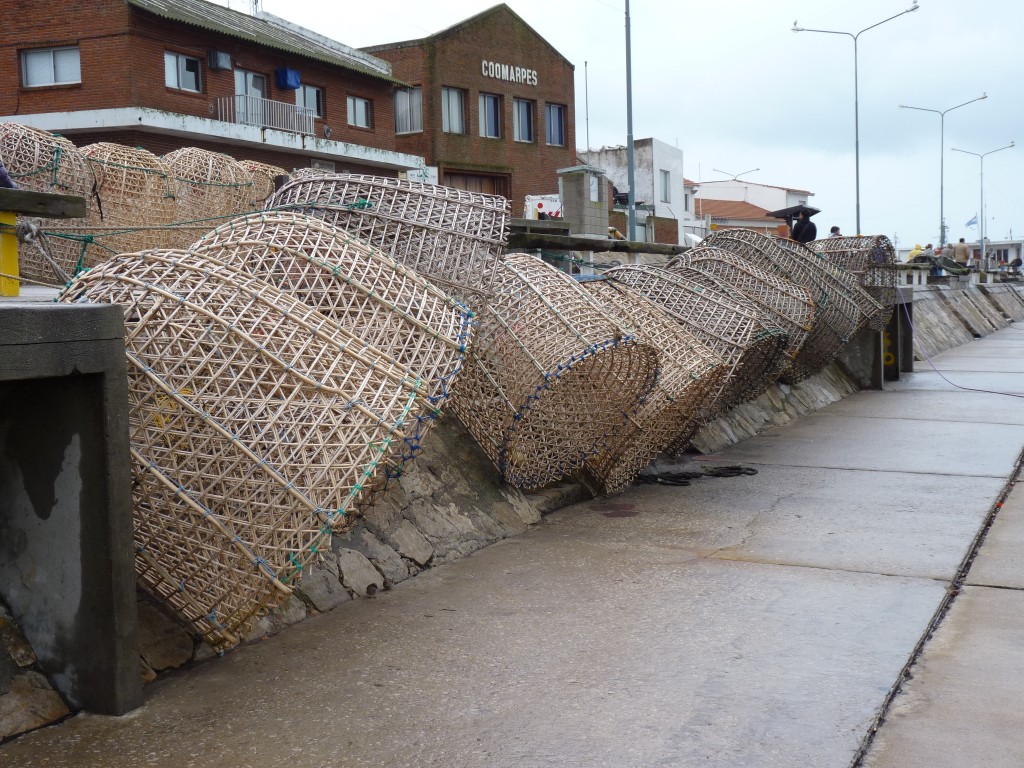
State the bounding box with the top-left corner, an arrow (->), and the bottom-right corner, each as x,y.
507,231 -> 689,256
0,188 -> 87,219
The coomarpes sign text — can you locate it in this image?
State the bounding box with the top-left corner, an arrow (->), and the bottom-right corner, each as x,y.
481,60 -> 537,86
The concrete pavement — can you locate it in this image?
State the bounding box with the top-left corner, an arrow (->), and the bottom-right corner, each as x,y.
1,327 -> 1022,767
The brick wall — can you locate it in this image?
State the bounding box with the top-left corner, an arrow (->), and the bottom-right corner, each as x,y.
368,5 -> 576,209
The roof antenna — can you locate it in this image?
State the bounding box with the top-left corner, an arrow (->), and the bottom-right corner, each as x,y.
251,0 -> 260,15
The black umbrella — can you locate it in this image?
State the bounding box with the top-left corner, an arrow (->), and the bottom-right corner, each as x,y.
766,203 -> 821,220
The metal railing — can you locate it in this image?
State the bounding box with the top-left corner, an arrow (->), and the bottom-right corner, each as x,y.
214,95 -> 316,135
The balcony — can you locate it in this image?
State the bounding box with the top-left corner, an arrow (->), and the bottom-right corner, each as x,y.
214,95 -> 315,136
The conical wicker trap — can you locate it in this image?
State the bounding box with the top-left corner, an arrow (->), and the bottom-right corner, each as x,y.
236,159 -> 286,207
265,173 -> 511,298
673,246 -> 816,365
189,210 -> 474,479
682,230 -> 865,383
605,264 -> 789,423
808,235 -> 897,331
163,147 -> 256,249
0,123 -> 97,285
576,276 -> 727,495
81,142 -> 176,255
450,253 -> 658,489
60,250 -> 425,649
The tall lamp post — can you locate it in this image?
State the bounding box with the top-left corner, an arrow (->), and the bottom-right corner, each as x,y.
793,1 -> 920,235
899,94 -> 987,248
950,141 -> 1015,271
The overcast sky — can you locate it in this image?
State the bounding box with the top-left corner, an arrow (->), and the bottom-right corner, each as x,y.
225,0 -> 1022,249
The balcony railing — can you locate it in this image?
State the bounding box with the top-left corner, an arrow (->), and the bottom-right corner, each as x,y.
214,95 -> 316,136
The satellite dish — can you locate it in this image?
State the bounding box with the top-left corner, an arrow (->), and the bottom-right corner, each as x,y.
323,125 -> 333,139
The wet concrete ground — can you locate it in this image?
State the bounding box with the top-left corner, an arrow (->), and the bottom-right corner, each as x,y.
2,328 -> 1023,767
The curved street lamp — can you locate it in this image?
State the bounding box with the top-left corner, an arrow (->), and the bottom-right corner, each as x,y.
950,141 -> 1015,271
793,1 -> 920,235
899,93 -> 987,247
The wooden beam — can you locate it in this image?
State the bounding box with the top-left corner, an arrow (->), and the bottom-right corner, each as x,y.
507,231 -> 689,256
0,188 -> 87,219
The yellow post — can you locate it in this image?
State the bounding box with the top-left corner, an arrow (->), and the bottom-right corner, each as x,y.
0,210 -> 17,297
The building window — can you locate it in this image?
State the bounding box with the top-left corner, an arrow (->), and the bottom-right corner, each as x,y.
164,52 -> 200,92
347,95 -> 372,128
395,87 -> 423,134
513,99 -> 534,143
659,170 -> 671,203
22,46 -> 81,87
479,93 -> 501,139
545,103 -> 566,146
441,87 -> 466,134
297,84 -> 324,118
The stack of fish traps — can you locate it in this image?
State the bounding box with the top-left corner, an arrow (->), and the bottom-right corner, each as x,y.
0,122 -> 97,285
60,250 -> 429,649
188,210 -> 474,493
685,230 -> 866,383
235,159 -> 287,207
605,264 -> 789,434
451,253 -> 659,490
162,147 -> 256,249
265,173 -> 511,298
576,276 -> 727,495
672,247 -> 816,371
809,235 -> 898,331
81,142 -> 176,256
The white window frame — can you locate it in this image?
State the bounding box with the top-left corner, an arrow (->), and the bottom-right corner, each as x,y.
545,103 -> 565,146
479,93 -> 501,139
513,98 -> 534,143
22,46 -> 81,88
659,170 -> 671,203
164,51 -> 201,93
347,95 -> 372,128
395,87 -> 423,134
296,84 -> 324,118
441,87 -> 466,134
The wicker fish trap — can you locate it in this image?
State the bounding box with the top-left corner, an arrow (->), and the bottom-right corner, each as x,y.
576,276 -> 728,495
80,142 -> 176,255
808,235 -> 897,331
60,249 -> 425,649
450,253 -> 658,490
673,246 -> 816,365
189,210 -> 474,481
0,123 -> 98,285
605,264 -> 789,419
265,173 -> 511,297
684,229 -> 865,383
162,147 -> 256,249
236,159 -> 287,206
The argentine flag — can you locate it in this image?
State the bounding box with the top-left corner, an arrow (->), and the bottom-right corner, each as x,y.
966,215 -> 978,228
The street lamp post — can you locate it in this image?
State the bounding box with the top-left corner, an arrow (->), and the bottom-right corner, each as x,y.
899,94 -> 987,248
793,1 -> 920,235
951,142 -> 1015,271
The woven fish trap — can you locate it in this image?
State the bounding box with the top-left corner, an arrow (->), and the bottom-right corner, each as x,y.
605,264 -> 789,419
80,142 -> 176,255
684,229 -> 865,383
236,159 -> 286,206
0,123 -> 98,285
673,246 -> 816,364
189,210 -> 474,484
450,253 -> 658,490
808,235 -> 897,331
163,147 -> 256,249
265,173 -> 511,298
59,249 -> 425,649
576,276 -> 728,495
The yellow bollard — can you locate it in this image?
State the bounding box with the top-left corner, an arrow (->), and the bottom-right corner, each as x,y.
0,210 -> 17,297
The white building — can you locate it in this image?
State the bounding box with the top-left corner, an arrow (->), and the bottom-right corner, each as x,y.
695,179 -> 812,212
579,138 -> 702,243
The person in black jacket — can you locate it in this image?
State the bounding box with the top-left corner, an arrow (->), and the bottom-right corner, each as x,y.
790,210 -> 817,243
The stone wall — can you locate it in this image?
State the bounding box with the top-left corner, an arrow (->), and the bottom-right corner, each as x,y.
910,283 -> 1024,360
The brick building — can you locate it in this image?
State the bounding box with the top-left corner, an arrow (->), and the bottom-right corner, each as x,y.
364,4 -> 577,211
0,0 -> 422,174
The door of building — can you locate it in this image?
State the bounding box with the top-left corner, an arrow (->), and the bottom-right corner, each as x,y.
234,69 -> 268,126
